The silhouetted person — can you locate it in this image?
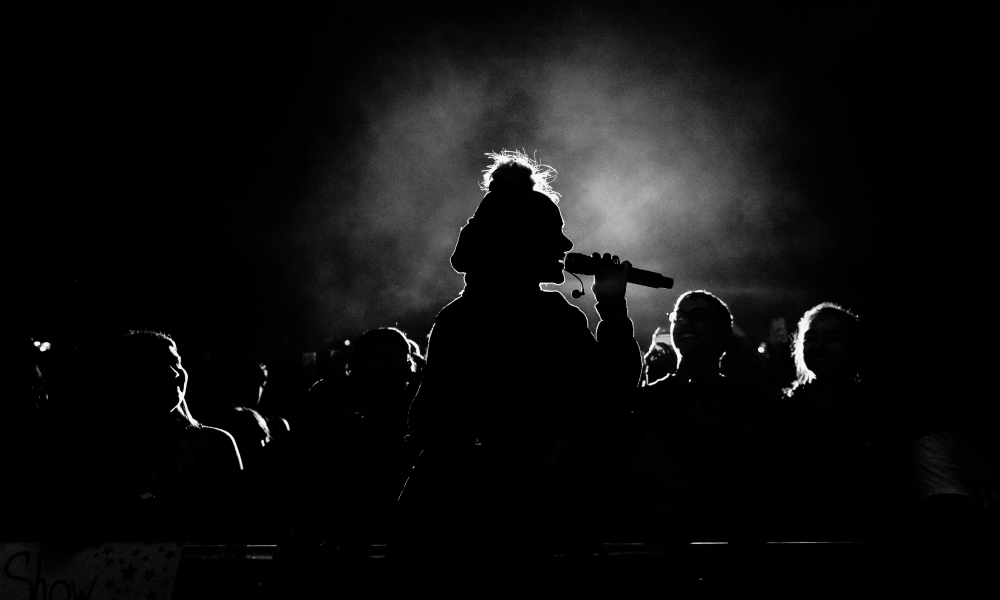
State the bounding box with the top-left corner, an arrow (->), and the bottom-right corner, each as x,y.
281,327 -> 421,595
764,303 -> 895,539
628,291 -> 769,539
192,352 -> 298,541
45,330 -> 243,543
194,355 -> 273,470
397,150 -> 640,595
308,328 -> 418,536
349,328 -> 420,476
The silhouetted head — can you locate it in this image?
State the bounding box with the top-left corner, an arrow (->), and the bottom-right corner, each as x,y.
450,150 -> 574,287
219,356 -> 268,409
669,290 -> 733,361
118,330 -> 196,425
348,327 -> 415,398
792,303 -> 861,387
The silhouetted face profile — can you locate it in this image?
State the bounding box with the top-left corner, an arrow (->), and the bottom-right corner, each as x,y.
670,295 -> 728,360
528,200 -> 574,285
124,335 -> 188,418
802,312 -> 856,382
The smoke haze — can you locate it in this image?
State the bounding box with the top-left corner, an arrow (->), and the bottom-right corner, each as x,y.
9,4 -> 984,355
290,7 -> 830,345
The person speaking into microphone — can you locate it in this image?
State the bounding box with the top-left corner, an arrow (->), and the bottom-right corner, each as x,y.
397,150 -> 642,593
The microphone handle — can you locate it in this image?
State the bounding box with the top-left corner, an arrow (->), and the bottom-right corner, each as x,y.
565,253 -> 674,290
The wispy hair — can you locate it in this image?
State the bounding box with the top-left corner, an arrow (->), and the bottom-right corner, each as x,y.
480,149 -> 560,203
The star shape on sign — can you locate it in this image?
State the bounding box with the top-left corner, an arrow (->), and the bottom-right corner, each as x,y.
164,550 -> 176,559
106,558 -> 114,566
103,545 -> 115,556
122,564 -> 137,580
132,549 -> 141,557
157,546 -> 165,553
146,591 -> 158,600
144,569 -> 156,580
106,578 -> 116,589
143,554 -> 150,561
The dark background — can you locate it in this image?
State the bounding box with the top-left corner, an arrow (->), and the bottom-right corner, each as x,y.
8,3 -> 987,363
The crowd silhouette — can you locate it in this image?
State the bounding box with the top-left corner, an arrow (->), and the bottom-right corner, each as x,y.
4,151 -> 996,596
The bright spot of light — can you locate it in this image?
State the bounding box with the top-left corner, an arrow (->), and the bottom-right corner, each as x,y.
39,342 -> 51,352
344,339 -> 351,346
757,346 -> 765,353
33,341 -> 41,347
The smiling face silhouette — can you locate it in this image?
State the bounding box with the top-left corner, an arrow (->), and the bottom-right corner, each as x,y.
670,295 -> 728,360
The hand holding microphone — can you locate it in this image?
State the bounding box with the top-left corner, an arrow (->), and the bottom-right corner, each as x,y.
564,252 -> 674,300
590,253 -> 630,302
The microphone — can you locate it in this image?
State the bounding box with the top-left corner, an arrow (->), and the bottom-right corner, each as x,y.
564,253 -> 674,289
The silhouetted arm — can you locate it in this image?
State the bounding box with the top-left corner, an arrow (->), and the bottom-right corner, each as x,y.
594,297 -> 642,389
590,253 -> 642,391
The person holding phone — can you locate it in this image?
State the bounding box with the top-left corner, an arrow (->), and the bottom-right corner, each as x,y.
642,326 -> 678,385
